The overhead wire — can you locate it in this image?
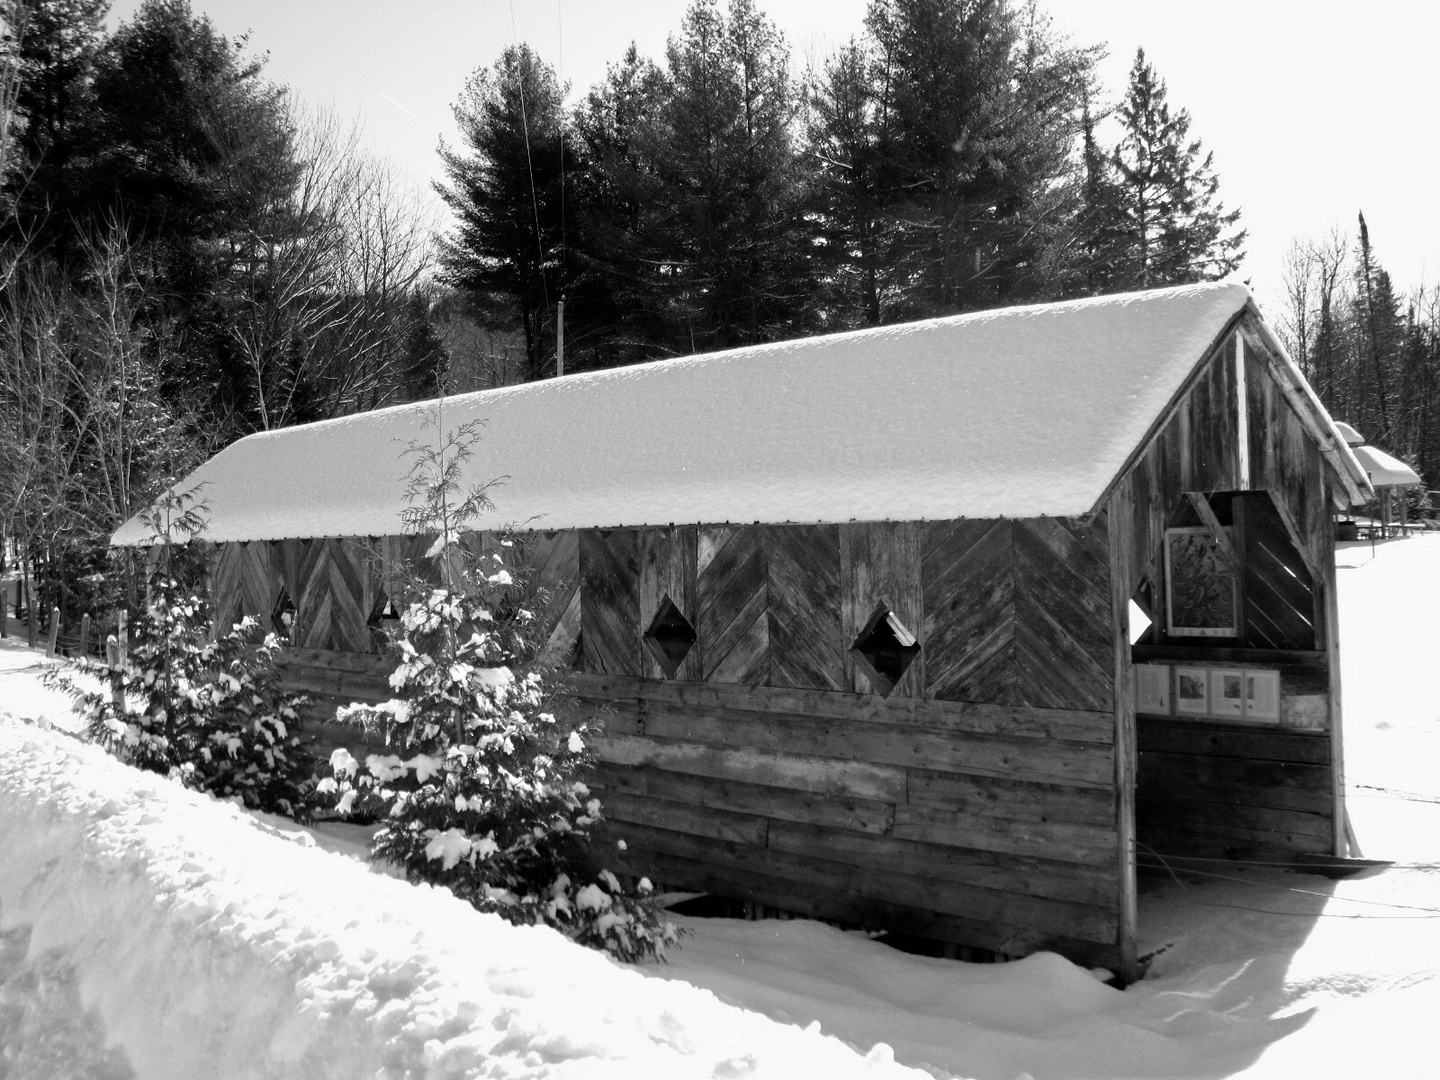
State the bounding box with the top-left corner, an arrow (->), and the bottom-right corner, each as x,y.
508,0 -> 551,319
1137,843 -> 1440,920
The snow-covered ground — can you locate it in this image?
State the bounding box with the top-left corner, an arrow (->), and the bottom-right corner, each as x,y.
3,535 -> 1439,1079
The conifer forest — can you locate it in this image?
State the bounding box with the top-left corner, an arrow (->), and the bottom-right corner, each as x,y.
1,0 -> 1435,636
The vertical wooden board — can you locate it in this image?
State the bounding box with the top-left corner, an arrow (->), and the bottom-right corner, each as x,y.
766,525 -> 845,692
579,529 -> 642,677
841,521 -> 924,697
1107,489 -> 1138,985
697,526 -> 768,685
1245,344 -> 1270,480
1318,472 -> 1346,854
639,526 -> 700,681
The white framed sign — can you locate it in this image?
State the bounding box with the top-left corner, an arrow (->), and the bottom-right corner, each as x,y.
1209,668 -> 1245,719
1245,670 -> 1280,720
1175,667 -> 1210,715
1134,664 -> 1171,715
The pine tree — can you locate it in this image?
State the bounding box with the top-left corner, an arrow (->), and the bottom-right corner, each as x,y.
324,410 -> 677,962
649,0 -> 815,349
806,37 -> 891,327
437,43 -> 569,382
1355,212 -> 1402,443
860,0 -> 1096,314
47,488 -> 315,820
1107,49 -> 1244,289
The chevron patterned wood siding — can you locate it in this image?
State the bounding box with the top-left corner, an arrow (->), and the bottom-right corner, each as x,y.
553,518 -> 1122,969
921,518 -> 1112,712
215,517 -> 1124,968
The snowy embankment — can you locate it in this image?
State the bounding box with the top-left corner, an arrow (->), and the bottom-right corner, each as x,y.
0,721 -> 924,1080
5,534 -> 1440,1079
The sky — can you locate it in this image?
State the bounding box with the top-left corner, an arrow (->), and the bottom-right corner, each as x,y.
110,0 -> 1440,310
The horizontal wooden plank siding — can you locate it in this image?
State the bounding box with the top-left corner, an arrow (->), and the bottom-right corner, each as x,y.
1136,716 -> 1333,858
274,647 -> 393,755
568,672 -> 1121,966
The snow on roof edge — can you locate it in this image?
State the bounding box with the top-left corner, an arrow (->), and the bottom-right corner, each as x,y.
112,283 -> 1261,547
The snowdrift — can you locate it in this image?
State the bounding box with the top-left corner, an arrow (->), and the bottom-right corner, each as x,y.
0,722 -> 929,1080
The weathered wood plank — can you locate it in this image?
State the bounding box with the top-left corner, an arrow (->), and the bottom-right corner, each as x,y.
594,732 -> 909,803
606,846 -> 1121,967
592,699 -> 1115,789
565,670 -> 1114,744
1137,796 -> 1332,842
697,526 -> 767,684
611,823 -> 1119,946
766,525 -> 845,692
579,529 -> 642,676
1137,717 -> 1330,765
890,804 -> 1118,867
1137,751 -> 1332,813
278,647 -> 394,676
906,769 -> 1116,827
764,820 -> 1118,910
601,791 -> 770,846
922,520 -> 1016,703
592,763 -> 896,836
840,521 -> 924,697
1108,485 -> 1140,986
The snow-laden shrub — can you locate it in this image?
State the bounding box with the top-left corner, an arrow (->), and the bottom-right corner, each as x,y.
326,566 -> 677,963
325,409 -> 677,963
47,492 -> 316,821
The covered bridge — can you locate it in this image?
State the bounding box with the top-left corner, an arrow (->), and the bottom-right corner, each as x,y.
114,282 -> 1371,981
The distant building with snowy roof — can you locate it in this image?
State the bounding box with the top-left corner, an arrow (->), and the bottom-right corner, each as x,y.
116,282 -> 1370,983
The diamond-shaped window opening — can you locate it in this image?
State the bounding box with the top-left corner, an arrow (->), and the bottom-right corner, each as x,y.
270,588 -> 297,640
643,594 -> 697,679
367,591 -> 401,648
849,605 -> 920,697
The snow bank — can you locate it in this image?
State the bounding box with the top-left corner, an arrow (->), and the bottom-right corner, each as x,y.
114,283 -> 1288,544
0,722 -> 931,1080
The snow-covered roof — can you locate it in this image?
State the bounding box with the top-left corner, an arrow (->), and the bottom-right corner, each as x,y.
1351,444 -> 1422,487
1333,421 -> 1366,447
112,283 -> 1360,545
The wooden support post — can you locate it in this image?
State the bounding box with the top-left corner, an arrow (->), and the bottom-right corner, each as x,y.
110,608 -> 128,713
26,583 -> 36,648
1184,492 -> 1241,570
45,607 -> 60,658
1108,486 -> 1139,986
79,612 -> 91,657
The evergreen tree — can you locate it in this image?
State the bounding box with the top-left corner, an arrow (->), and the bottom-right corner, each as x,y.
324,412 -> 677,962
1104,49 -> 1244,289
1354,211 -> 1402,443
806,37 -> 891,327
861,0 -> 1096,315
649,0 -> 815,349
566,45 -> 672,368
437,43 -> 569,382
47,488 -> 315,820
4,0 -> 109,252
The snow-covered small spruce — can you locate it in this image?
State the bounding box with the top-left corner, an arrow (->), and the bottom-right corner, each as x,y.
47,488 -> 316,821
323,407 -> 677,962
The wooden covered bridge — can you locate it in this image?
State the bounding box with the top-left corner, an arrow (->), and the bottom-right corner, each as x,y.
113,282 -> 1371,981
